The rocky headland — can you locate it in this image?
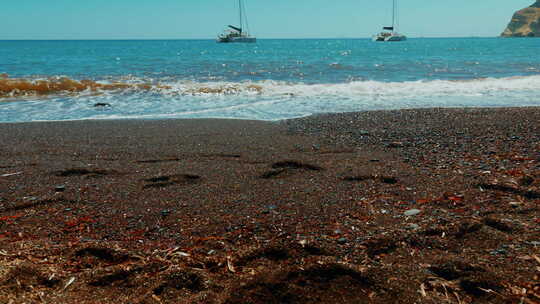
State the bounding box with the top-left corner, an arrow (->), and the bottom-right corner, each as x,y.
502,1 -> 540,37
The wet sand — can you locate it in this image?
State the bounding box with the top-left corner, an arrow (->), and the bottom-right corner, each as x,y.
0,107 -> 539,303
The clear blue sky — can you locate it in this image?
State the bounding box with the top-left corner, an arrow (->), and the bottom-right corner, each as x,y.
0,0 -> 534,39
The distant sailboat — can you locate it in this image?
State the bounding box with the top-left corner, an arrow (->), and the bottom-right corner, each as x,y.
373,0 -> 407,42
217,0 -> 256,43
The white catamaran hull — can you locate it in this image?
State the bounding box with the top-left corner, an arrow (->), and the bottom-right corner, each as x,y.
385,34 -> 406,42
373,35 -> 407,42
217,36 -> 256,43
372,33 -> 407,42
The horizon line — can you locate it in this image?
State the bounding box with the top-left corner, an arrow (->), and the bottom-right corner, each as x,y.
0,36 -> 505,41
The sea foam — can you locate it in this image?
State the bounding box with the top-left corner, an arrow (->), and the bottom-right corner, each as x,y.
2,75 -> 540,100
1,75 -> 540,122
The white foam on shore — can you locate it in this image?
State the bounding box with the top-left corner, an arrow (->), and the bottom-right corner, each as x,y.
1,75 -> 540,122
153,74 -> 540,99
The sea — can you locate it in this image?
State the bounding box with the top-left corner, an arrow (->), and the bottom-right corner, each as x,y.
1,38 -> 539,123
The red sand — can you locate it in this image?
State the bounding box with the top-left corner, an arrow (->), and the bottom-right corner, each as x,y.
0,108 -> 539,303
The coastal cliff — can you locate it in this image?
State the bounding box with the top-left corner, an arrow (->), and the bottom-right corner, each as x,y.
501,0 -> 540,37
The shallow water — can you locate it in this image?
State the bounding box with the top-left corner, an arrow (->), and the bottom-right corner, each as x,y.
1,38 -> 539,122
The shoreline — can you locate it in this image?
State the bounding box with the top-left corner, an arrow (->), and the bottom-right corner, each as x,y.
0,107 -> 539,303
1,105 -> 540,125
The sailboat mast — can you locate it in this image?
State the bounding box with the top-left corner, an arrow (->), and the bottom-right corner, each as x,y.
392,0 -> 396,31
239,0 -> 243,33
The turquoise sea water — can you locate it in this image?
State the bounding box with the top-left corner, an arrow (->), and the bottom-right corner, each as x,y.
1,38 -> 539,122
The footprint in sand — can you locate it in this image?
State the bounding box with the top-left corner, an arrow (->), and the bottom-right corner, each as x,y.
260,160 -> 323,179
143,174 -> 201,189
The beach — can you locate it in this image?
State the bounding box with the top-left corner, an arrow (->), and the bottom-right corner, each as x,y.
0,107 -> 539,303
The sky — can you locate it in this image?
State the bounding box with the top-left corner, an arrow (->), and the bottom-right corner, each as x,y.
0,0 -> 535,39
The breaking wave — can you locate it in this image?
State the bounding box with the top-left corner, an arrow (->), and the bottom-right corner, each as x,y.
1,74 -> 539,122
0,75 -> 169,98
1,74 -> 540,101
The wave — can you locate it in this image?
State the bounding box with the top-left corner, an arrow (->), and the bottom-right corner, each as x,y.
1,74 -> 540,123
1,74 -> 540,101
159,75 -> 540,101
0,75 -> 266,99
0,75 -> 173,99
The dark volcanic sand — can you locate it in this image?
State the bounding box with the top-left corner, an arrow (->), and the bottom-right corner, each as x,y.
0,108 -> 539,303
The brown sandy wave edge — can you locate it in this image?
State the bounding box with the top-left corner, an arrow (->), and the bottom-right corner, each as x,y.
0,74 -> 263,99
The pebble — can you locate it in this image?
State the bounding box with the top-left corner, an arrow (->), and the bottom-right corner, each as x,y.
509,202 -> 522,208
490,249 -> 507,256
262,205 -> 278,214
381,177 -> 398,184
519,176 -> 534,186
94,103 -> 111,107
55,185 -> 66,192
406,223 -> 420,230
387,142 -> 405,148
404,209 -> 421,216
337,238 -> 348,244
358,130 -> 370,136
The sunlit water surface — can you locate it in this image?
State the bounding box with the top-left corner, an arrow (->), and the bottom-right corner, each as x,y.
1,38 -> 539,122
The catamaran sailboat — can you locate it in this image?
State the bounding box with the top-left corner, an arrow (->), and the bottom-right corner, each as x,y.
217,0 -> 256,43
373,0 -> 407,42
